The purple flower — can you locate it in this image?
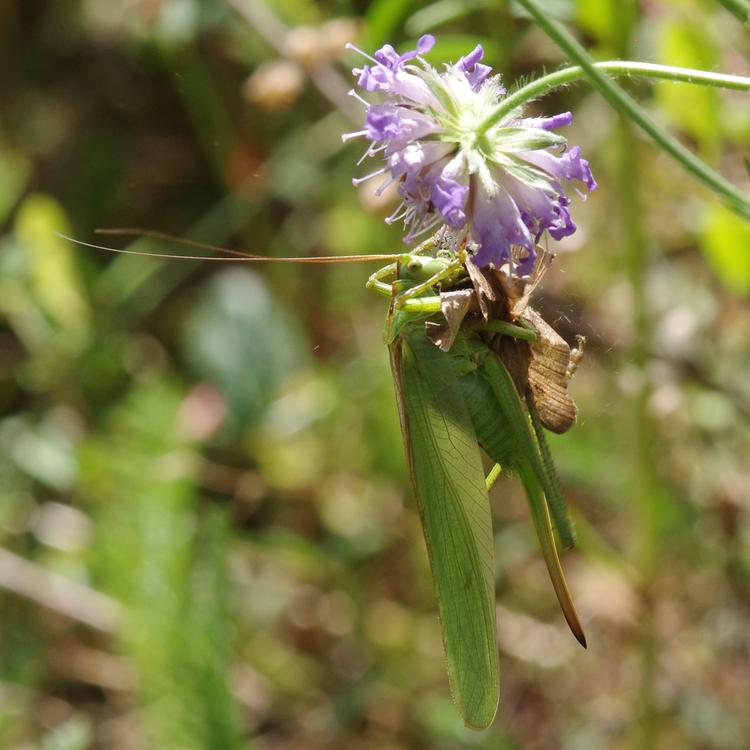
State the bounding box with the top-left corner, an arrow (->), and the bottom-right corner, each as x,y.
344,36 -> 596,273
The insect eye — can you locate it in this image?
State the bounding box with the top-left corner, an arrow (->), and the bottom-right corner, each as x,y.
407,259 -> 422,273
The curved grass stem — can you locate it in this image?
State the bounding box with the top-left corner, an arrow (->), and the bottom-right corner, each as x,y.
489,61 -> 750,122
480,0 -> 750,221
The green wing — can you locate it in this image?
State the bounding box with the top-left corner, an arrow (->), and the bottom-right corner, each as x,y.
390,325 -> 499,729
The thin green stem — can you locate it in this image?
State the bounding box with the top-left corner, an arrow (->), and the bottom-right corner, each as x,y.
487,0 -> 750,221
485,61 -> 750,123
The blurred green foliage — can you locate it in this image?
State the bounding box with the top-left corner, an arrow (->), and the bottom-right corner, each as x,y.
0,1 -> 749,748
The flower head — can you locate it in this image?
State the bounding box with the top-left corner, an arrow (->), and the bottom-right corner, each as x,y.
344,36 -> 596,273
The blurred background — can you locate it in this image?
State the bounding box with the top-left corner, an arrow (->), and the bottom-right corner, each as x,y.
1,1 -> 749,748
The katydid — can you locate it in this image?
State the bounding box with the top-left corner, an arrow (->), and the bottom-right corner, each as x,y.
372,243 -> 584,727
62,229 -> 586,729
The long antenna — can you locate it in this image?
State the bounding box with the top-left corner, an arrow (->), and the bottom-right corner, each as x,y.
96,228 -> 266,259
55,228 -> 401,264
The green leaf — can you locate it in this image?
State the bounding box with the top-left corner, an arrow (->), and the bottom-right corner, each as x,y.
363,0 -> 412,50
655,21 -> 720,156
13,193 -> 91,350
0,147 -> 30,224
405,0 -> 483,35
183,268 -> 309,430
392,326 -> 499,729
699,201 -> 750,295
575,0 -> 618,44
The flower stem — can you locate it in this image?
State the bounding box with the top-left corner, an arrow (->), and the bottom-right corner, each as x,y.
494,61 -> 750,119
480,0 -> 750,221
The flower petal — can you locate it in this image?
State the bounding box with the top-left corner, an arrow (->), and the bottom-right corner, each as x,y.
502,173 -> 577,241
365,105 -> 438,142
431,175 -> 468,228
374,35 -> 435,68
455,44 -> 494,91
348,37 -> 595,273
520,146 -> 597,192
518,111 -> 573,131
471,182 -> 534,268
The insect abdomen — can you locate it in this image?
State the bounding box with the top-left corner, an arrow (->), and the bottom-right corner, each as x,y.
458,369 -> 523,470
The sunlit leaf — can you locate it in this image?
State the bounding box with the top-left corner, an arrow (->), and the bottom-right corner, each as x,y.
699,201 -> 750,295
655,21 -> 720,156
363,0 -> 412,49
405,0 -> 483,35
14,193 -> 91,349
575,0 -> 619,45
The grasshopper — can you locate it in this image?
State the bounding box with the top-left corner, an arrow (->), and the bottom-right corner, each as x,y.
366,235 -> 585,727
63,228 -> 585,729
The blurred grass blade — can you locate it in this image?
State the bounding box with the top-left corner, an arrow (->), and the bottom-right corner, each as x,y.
79,378 -> 242,749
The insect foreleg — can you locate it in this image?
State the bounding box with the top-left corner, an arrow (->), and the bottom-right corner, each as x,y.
398,295 -> 442,313
366,261 -> 401,298
476,319 -> 538,341
411,236 -> 439,256
393,262 -> 463,308
367,279 -> 442,313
